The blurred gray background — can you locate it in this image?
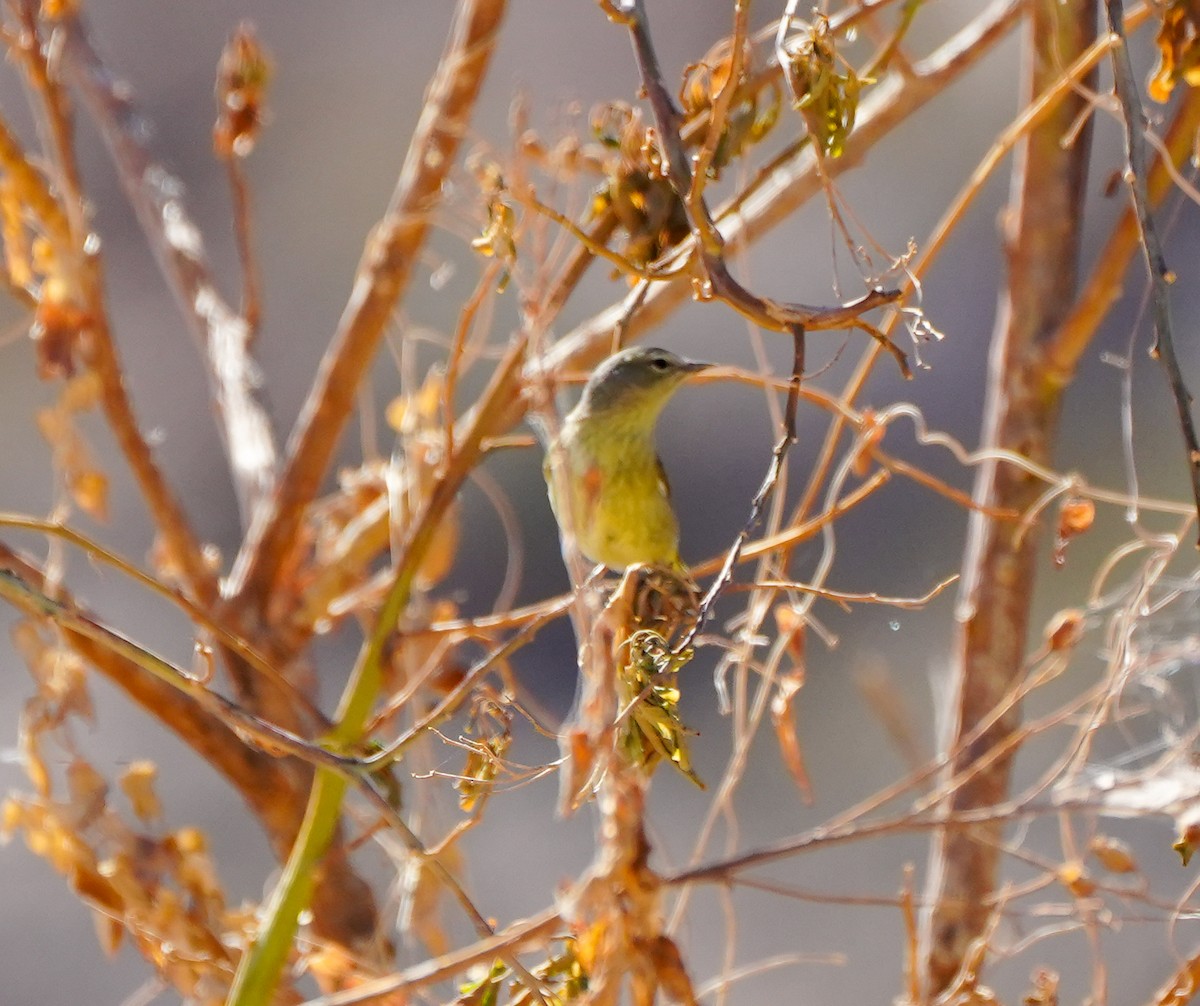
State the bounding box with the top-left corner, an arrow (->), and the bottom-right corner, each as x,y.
2,2 -> 1199,1003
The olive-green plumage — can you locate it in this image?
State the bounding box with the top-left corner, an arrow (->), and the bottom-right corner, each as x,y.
544,346 -> 710,570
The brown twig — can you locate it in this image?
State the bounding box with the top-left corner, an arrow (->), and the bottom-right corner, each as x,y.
1102,0 -> 1200,542
901,865 -> 921,1006
921,1 -> 1098,994
55,13 -> 278,520
686,468 -> 889,577
0,543 -> 380,950
298,908 -> 564,1006
226,157 -> 263,340
622,0 -> 905,363
788,2 -> 1146,545
517,185 -> 686,281
665,802 -> 1053,888
227,0 -> 507,618
555,0 -> 1023,373
8,4 -> 219,606
870,448 -> 1019,519
686,0 -> 752,233
443,260 -> 502,461
362,611 -> 553,763
1047,86 -> 1200,389
679,324 -> 805,651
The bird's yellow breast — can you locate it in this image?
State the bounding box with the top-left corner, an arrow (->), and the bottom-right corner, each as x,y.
546,421 -> 681,571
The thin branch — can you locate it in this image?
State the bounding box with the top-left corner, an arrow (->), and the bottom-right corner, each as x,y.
443,261 -> 500,479
226,157 -> 263,340
709,468 -> 889,570
621,0 -> 905,360
226,318 -> 529,1006
1047,85 -> 1200,387
0,546 -> 320,858
1102,0 -> 1200,541
679,324 -> 804,651
516,185 -> 686,281
922,0 -> 1098,993
0,514 -> 321,721
227,0 -> 507,616
666,801 -> 1062,888
298,908 -> 563,1006
56,13 -> 278,520
362,621 -> 548,765
746,573 -> 958,610
552,0 -> 1023,376
8,6 -> 219,605
687,0 -> 752,233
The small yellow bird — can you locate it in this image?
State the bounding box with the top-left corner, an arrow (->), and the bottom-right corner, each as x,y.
544,346 -> 711,571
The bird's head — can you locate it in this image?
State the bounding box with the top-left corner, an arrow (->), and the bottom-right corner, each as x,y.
577,346 -> 711,426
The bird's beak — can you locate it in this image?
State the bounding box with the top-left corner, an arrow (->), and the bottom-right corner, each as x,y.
680,359 -> 712,375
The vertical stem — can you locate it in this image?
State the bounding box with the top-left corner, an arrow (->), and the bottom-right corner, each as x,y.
921,1 -> 1097,995
227,0 -> 507,616
1102,0 -> 1200,538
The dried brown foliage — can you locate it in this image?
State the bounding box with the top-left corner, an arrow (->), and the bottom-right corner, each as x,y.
5,1 -> 1200,1004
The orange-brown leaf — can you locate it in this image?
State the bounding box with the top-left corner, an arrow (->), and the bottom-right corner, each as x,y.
1088,835 -> 1138,874
91,908 -> 125,957
773,603 -> 806,665
32,297 -> 88,379
1149,2 -> 1200,102
70,469 -> 110,522
120,761 -> 162,823
1056,860 -> 1096,898
770,672 -> 813,804
66,758 -> 108,827
1043,608 -> 1085,653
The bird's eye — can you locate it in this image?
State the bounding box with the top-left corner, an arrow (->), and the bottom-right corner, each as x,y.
650,356 -> 670,371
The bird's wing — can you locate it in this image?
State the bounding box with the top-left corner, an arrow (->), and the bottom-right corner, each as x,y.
545,445 -> 605,526
656,456 -> 672,500
542,453 -> 559,520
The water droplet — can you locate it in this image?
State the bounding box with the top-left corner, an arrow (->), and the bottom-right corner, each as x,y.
429,261 -> 455,291
889,620 -> 900,631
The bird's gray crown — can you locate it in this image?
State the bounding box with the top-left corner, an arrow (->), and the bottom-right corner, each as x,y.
580,346 -> 706,413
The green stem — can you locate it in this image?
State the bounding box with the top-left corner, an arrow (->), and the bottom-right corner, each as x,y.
225,560 -> 412,1005
225,769 -> 350,1005
227,331 -> 529,1005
